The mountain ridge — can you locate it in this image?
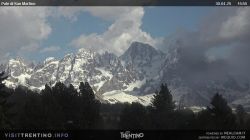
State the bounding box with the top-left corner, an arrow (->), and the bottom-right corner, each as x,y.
1,42 -> 250,108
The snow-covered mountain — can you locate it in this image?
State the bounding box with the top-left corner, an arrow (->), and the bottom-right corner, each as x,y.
1,42 -> 250,108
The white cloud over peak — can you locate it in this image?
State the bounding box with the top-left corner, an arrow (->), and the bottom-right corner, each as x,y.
67,7 -> 161,55
0,6 -> 161,62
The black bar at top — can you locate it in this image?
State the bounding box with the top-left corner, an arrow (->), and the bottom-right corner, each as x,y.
0,0 -> 249,6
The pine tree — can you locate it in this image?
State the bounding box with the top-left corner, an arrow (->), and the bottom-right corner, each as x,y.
236,105 -> 246,129
63,84 -> 79,129
78,82 -> 101,129
150,83 -> 175,129
152,84 -> 175,112
119,102 -> 150,129
210,93 -> 232,115
207,93 -> 236,129
0,71 -> 13,129
20,91 -> 44,129
79,82 -> 95,102
40,83 -> 64,129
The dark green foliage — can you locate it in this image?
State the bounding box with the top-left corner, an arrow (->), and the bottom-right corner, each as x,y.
210,93 -> 232,115
195,93 -> 237,129
0,71 -> 13,129
245,115 -> 250,130
79,82 -> 95,103
100,103 -> 126,129
152,84 -> 175,112
19,91 -> 45,129
209,93 -> 236,129
119,102 -> 150,129
172,109 -> 195,129
236,105 -> 246,118
195,109 -> 214,129
7,81 -> 101,129
150,84 -> 175,129
78,82 -> 101,129
40,84 -> 65,129
235,105 -> 248,129
0,78 -> 249,130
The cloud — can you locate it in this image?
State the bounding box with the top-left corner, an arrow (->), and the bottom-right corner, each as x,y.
40,46 -> 61,53
68,7 -> 161,55
196,7 -> 250,47
0,7 -> 51,62
160,7 -> 250,85
20,44 -> 40,52
0,6 -> 161,62
164,7 -> 250,50
53,7 -> 84,22
219,8 -> 250,41
0,52 -> 11,64
56,7 -> 136,22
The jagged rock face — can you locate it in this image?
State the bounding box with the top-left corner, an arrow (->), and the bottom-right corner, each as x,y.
119,42 -> 167,95
3,58 -> 33,88
121,42 -> 164,66
120,42 -> 166,77
28,57 -> 59,88
2,45 -> 148,94
1,42 -> 250,107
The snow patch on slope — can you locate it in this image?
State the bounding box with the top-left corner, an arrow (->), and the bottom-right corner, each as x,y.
124,79 -> 146,92
103,90 -> 154,106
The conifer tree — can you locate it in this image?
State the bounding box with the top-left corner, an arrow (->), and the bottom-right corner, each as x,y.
236,105 -> 246,128
79,82 -> 95,102
152,84 -> 175,112
40,83 -> 64,128
207,93 -> 236,129
0,71 -> 13,129
150,84 -> 175,129
210,93 -> 232,115
119,102 -> 150,129
78,82 -> 100,129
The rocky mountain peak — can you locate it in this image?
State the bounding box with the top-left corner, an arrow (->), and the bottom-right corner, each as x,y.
121,42 -> 159,58
44,57 -> 57,65
1,42 -> 250,108
77,48 -> 97,59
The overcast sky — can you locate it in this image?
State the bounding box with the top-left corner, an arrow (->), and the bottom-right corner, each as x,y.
0,7 -> 249,68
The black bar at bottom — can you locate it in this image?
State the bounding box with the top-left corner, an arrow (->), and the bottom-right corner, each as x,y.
0,130 -> 249,140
